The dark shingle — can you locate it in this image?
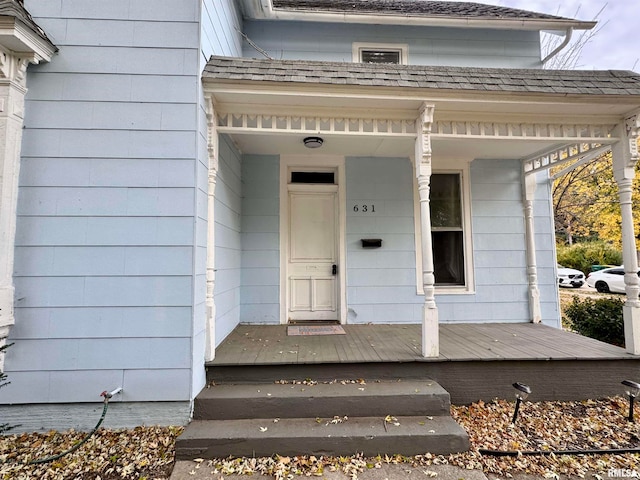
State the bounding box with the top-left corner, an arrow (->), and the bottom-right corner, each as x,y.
204,56 -> 640,96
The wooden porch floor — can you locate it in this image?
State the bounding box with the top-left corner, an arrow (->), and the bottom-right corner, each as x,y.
210,322 -> 634,365
207,323 -> 640,403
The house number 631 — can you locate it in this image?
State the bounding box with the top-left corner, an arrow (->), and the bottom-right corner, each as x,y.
353,204 -> 376,213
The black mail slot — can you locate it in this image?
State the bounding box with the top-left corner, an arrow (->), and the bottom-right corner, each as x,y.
361,238 -> 382,248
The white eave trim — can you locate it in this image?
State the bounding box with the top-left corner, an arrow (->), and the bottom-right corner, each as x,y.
239,1 -> 596,31
0,17 -> 56,62
275,12 -> 595,31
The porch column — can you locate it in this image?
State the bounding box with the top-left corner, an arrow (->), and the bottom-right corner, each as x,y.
0,54 -> 38,369
205,98 -> 220,361
416,103 -> 438,357
612,112 -> 640,354
522,174 -> 541,323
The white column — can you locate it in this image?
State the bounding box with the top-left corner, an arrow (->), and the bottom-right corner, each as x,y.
0,53 -> 33,370
612,112 -> 640,354
204,98 -> 219,362
415,103 -> 438,357
522,174 -> 541,323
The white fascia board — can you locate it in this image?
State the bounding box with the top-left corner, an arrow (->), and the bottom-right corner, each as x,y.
0,17 -> 56,61
205,81 -> 640,117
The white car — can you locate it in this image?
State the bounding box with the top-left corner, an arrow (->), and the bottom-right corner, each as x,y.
557,265 -> 585,288
586,267 -> 638,293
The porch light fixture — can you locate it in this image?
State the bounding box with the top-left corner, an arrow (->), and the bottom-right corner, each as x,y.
511,382 -> 531,424
622,380 -> 640,422
303,136 -> 324,148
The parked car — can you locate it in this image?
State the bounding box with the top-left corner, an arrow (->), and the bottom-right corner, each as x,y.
557,265 -> 585,288
586,267 -> 640,293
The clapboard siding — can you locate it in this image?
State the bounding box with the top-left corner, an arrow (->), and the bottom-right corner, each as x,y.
25,102 -> 197,131
6,1 -> 202,406
10,307 -> 192,339
240,155 -> 280,323
201,0 -> 242,61
341,157 -> 557,325
243,21 -> 541,68
198,0 -> 242,363
32,18 -> 198,48
212,135 -> 243,342
346,156 -> 421,324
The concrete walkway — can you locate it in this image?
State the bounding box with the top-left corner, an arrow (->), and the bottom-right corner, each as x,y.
170,461 -> 490,480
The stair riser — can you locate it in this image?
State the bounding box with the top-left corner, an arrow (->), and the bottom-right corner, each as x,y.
177,433 -> 469,459
194,394 -> 450,420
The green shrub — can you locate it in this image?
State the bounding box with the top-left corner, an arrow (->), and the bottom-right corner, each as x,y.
564,296 -> 625,347
556,241 -> 622,275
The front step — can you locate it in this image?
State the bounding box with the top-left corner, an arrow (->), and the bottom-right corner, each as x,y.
177,415 -> 469,458
177,379 -> 470,459
194,380 -> 450,420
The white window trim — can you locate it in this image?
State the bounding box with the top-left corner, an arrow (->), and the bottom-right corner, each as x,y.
352,42 -> 408,64
412,162 -> 475,295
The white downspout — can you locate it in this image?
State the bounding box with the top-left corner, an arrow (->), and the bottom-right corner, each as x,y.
542,27 -> 573,65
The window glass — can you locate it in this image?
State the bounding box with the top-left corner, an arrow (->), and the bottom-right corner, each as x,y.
433,231 -> 465,285
431,174 -> 461,228
361,50 -> 401,64
431,173 -> 465,286
291,171 -> 335,184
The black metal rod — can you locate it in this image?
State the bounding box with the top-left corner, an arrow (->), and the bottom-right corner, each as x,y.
511,398 -> 521,424
480,447 -> 640,457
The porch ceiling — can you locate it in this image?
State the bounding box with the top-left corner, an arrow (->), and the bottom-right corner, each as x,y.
224,132 -> 569,160
210,85 -> 636,161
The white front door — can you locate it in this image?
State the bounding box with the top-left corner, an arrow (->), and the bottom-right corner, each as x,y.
287,186 -> 339,321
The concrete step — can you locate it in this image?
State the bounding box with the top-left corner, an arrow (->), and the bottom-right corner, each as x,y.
194,380 -> 451,420
176,415 -> 470,459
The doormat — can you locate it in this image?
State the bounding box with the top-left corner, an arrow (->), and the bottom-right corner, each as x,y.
287,325 -> 346,336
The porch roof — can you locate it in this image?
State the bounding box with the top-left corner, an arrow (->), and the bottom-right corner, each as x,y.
204,56 -> 640,97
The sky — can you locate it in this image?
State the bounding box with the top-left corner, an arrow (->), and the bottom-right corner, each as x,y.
462,0 -> 638,71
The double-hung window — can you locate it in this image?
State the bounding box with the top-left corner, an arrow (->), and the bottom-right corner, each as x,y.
430,173 -> 465,286
414,170 -> 473,293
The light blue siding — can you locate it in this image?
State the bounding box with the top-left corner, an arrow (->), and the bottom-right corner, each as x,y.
7,1 -> 202,406
213,136 -> 243,341
201,0 -> 242,60
243,21 -> 542,68
346,157 -> 421,324
240,155 -> 280,323
343,157 -> 558,325
194,0 -> 241,395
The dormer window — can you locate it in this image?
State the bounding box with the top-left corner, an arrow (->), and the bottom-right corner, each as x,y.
352,43 -> 408,65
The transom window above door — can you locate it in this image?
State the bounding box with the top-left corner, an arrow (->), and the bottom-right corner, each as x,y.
352,43 -> 408,65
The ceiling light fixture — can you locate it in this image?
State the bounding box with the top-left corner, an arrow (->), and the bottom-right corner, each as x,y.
303,136 -> 324,148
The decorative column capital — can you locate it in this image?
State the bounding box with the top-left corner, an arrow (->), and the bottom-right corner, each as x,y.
625,113 -> 639,166
0,50 -> 35,88
206,97 -> 219,177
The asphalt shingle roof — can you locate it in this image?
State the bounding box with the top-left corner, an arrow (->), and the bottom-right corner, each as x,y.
204,56 -> 640,96
272,0 -> 572,21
